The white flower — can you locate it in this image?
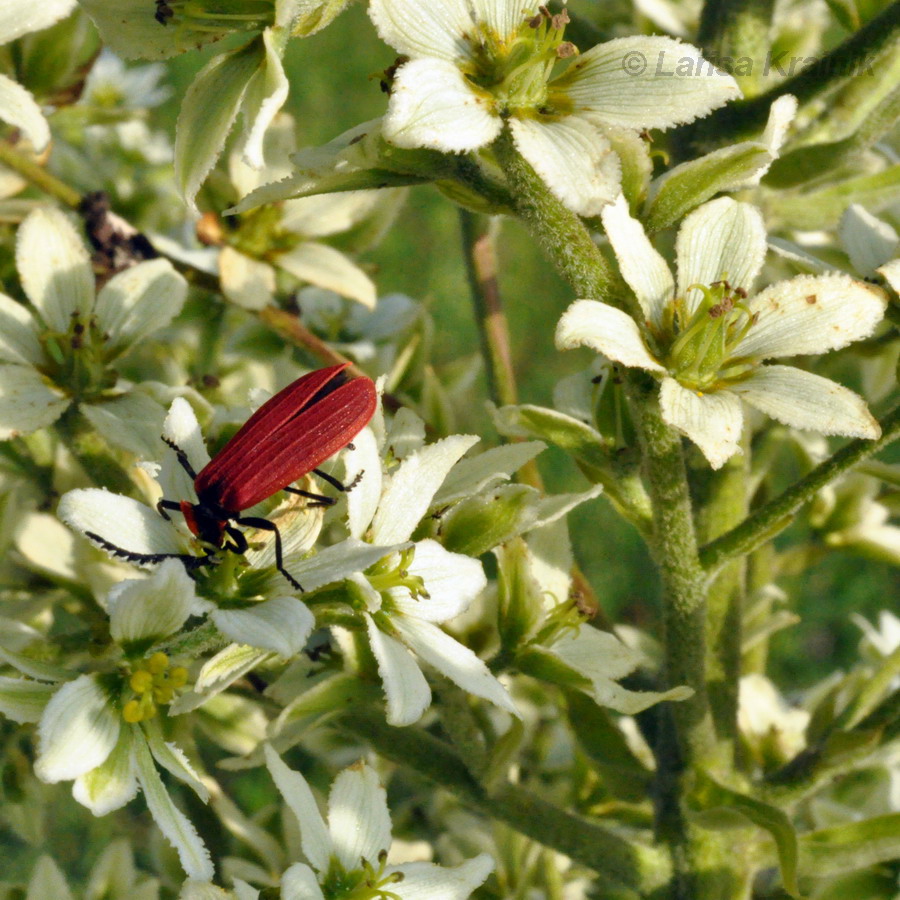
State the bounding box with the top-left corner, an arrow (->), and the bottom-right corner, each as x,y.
219,116 -> 402,310
738,673 -> 809,767
0,0 -> 76,150
264,747 -> 494,899
0,562 -> 213,881
370,0 -> 739,216
556,195 -> 886,468
0,207 -> 186,454
58,394 -> 325,656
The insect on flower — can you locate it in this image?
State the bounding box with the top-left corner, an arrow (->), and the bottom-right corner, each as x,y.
157,363 -> 376,589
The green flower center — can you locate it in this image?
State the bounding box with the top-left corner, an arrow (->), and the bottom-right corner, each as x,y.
122,652 -> 189,723
661,279 -> 758,392
323,849 -> 404,900
462,7 -> 576,117
40,310 -> 117,399
366,547 -> 429,601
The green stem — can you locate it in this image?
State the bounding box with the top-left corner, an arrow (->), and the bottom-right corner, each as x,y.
0,140 -> 81,209
491,129 -> 617,304
696,1 -> 900,141
339,710 -> 672,894
700,404 -> 900,572
697,0 -> 776,96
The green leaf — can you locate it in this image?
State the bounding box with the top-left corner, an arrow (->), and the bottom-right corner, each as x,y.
644,144 -> 770,232
691,771 -> 800,897
800,814 -> 900,876
494,538 -> 546,651
822,0 -> 859,31
174,38 -> 265,211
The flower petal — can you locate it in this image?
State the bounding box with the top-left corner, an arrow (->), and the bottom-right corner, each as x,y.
58,488 -> 192,560
108,560 -> 198,644
366,613 -> 431,726
0,74 -> 49,151
240,28 -> 289,170
390,854 -> 494,899
432,441 -> 545,507
369,0 -> 473,61
0,676 -> 55,723
93,258 -> 188,355
0,291 -> 42,365
81,390 -> 168,458
733,365 -> 880,439
328,764 -> 392,872
72,727 -> 139,815
675,197 -> 766,308
878,258 -> 900,294
510,116 -> 621,217
736,273 -> 885,359
659,377 -> 743,469
264,744 -> 332,872
727,94 -> 797,190
281,864 -> 325,900
276,242 -> 376,308
219,247 -> 276,310
289,538 -> 408,592
384,58 -> 501,152
840,205 -> 898,277
212,596 -> 314,657
600,194 -> 674,329
393,540 -> 486,623
551,36 -> 740,130
0,0 -> 75,43
133,732 -> 213,881
143,719 -> 209,801
555,300 -> 665,373
17,207 -> 94,331
392,616 -> 519,716
346,427 -> 383,539
371,434 -> 479,544
35,675 -> 120,782
0,364 -> 68,439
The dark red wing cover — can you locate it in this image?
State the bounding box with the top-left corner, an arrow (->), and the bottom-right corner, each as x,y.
195,364 -> 377,512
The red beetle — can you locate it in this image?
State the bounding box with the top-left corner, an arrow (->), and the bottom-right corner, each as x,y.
154,363 -> 376,588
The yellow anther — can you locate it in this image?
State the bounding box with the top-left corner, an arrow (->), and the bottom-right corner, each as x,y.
122,699 -> 144,723
130,670 -> 154,693
147,651 -> 169,674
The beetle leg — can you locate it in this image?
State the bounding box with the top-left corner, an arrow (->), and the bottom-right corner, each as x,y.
236,515 -> 303,591
222,523 -> 248,555
157,498 -> 181,521
313,467 -> 364,493
161,436 -> 198,480
84,531 -> 212,571
282,485 -> 336,507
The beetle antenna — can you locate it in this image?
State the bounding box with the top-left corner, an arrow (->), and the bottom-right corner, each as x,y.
83,531 -> 212,570
162,435 -> 198,480
236,516 -> 304,591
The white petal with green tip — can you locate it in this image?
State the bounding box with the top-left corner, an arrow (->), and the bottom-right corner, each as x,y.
659,377 -> 743,469
276,242 -> 376,308
675,197 -> 766,309
840,204 -> 898,277
81,390 -> 168,459
212,596 -> 314,657
0,291 -> 42,365
35,675 -> 120,782
733,365 -> 879,439
552,36 -> 740,129
108,560 -> 197,644
327,765 -> 392,872
737,273 -> 885,359
555,300 -> 666,373
601,194 -> 674,329
384,58 -> 501,152
0,676 -> 55,723
17,207 -> 94,331
72,729 -> 138,815
366,612 -> 431,725
372,434 -> 479,544
281,864 -> 325,900
58,488 -> 192,559
0,0 -> 76,44
510,116 -> 621,217
393,616 -> 519,716
94,258 -> 187,353
0,364 -> 68,438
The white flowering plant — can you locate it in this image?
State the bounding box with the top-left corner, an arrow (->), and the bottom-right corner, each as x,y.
0,1 -> 897,898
